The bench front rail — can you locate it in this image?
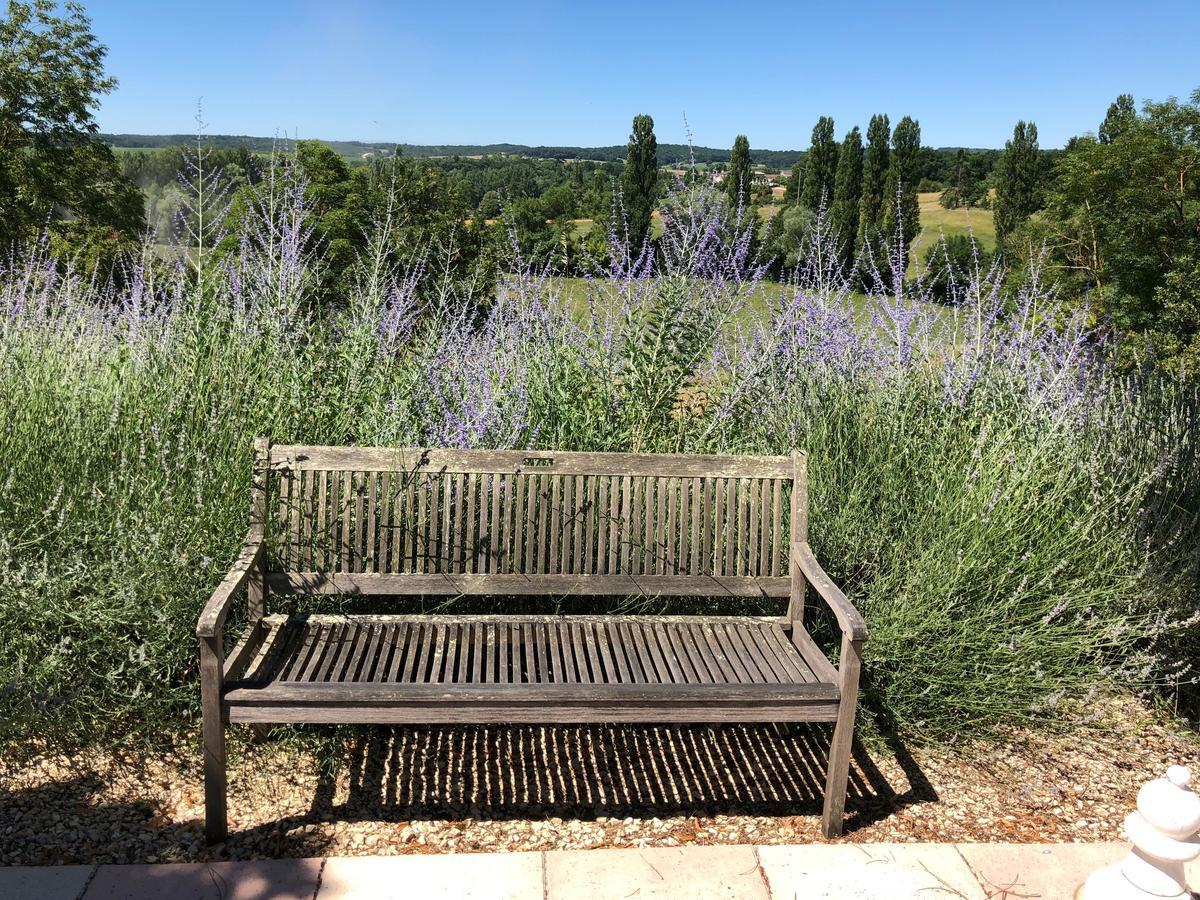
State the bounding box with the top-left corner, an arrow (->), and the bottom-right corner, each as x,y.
197,441 -> 866,843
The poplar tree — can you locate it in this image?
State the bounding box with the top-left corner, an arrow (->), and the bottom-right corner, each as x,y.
800,117 -> 839,212
882,115 -> 921,260
993,120 -> 1043,245
858,114 -> 890,244
621,114 -> 658,252
726,134 -> 752,210
1099,95 -> 1136,144
829,126 -> 863,273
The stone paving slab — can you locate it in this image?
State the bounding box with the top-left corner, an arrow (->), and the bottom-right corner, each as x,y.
82,859 -> 323,900
758,843 -> 987,900
544,845 -> 769,899
0,865 -> 95,900
958,843 -> 1126,900
319,853 -> 544,899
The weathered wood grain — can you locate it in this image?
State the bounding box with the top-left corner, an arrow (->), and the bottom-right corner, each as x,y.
791,541 -> 868,641
199,439 -> 869,846
270,445 -> 792,478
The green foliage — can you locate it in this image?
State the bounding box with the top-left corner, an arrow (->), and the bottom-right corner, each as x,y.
801,116 -> 839,212
761,204 -> 816,275
1019,90 -> 1200,372
295,140 -> 361,288
1099,94 -> 1136,145
0,202 -> 1197,755
829,127 -> 863,273
0,0 -> 144,268
994,121 -> 1043,245
621,114 -> 658,252
1152,253 -> 1200,370
616,275 -> 735,450
726,135 -> 752,210
858,114 -> 891,243
882,115 -> 921,261
940,148 -> 989,209
477,190 -> 501,219
921,233 -> 992,301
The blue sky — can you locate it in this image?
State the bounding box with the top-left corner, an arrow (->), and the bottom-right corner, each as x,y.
91,0 -> 1200,150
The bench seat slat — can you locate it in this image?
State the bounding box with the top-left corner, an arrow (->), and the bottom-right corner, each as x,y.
225,701 -> 840,726
264,572 -> 790,597
226,615 -> 833,705
225,681 -> 838,704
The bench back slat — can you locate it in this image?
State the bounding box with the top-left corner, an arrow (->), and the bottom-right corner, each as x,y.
262,444 -> 804,598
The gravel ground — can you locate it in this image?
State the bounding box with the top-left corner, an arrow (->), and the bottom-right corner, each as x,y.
2,696 -> 1197,865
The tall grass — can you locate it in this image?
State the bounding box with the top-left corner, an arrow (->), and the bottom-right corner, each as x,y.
0,163 -> 1196,757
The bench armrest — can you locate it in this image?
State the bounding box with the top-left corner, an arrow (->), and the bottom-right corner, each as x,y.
196,531 -> 265,639
791,541 -> 868,642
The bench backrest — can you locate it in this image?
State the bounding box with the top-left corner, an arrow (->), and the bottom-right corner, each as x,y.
257,443 -> 807,598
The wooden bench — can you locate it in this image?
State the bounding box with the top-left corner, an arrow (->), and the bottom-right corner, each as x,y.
197,439 -> 867,843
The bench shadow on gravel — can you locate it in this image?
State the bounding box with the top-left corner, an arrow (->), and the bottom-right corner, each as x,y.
279,721 -> 936,837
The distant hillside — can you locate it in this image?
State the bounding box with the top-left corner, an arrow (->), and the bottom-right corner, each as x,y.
100,133 -> 807,167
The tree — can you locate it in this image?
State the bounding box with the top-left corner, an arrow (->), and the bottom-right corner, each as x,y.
829,126 -> 863,273
0,1 -> 143,256
923,234 -> 991,302
726,134 -> 751,210
478,190 -> 501,219
1021,90 -> 1200,371
295,140 -> 360,284
858,114 -> 890,244
1099,94 -> 1136,144
939,148 -> 988,209
800,116 -> 839,212
993,121 -> 1043,246
761,203 -> 816,276
621,114 -> 658,253
882,115 -> 921,261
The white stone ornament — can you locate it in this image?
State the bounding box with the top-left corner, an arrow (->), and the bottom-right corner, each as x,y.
1082,765 -> 1200,899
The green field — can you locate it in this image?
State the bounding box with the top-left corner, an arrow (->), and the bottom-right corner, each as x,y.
546,276 -> 954,334
758,191 -> 995,255
914,191 -> 995,249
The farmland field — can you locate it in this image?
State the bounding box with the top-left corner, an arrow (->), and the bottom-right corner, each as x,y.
758,191 -> 995,255
915,191 -> 995,248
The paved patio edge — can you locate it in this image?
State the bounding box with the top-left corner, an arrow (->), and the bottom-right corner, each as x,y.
1,843 -> 1196,900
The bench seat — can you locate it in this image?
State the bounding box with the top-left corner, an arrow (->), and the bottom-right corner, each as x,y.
222,613 -> 841,724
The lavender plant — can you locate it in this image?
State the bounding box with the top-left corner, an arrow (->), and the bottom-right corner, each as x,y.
0,167 -> 1195,759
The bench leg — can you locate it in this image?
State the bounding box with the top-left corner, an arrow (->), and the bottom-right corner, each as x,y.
822,635 -> 863,838
200,635 -> 228,844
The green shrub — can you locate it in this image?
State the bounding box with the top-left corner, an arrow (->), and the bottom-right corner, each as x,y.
0,176 -> 1196,760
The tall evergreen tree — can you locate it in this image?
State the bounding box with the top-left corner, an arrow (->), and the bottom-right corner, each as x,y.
829,126 -> 863,273
726,134 -> 752,210
1099,94 -> 1136,144
786,161 -> 803,202
858,114 -> 890,244
621,114 -> 658,252
951,148 -> 968,198
882,116 -> 921,261
800,116 -> 839,212
994,120 -> 1043,245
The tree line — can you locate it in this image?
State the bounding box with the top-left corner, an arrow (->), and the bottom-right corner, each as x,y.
2,0 -> 1196,372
